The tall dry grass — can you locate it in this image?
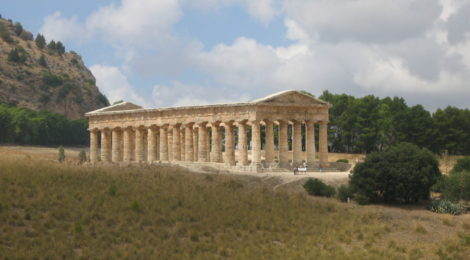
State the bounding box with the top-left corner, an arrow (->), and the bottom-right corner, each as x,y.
0,155 -> 469,259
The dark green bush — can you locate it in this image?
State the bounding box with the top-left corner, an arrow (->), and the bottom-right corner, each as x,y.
428,200 -> 464,215
337,185 -> 353,202
440,171 -> 470,201
452,157 -> 470,174
304,178 -> 336,197
35,33 -> 46,49
336,159 -> 349,163
42,72 -> 63,87
349,143 -> 441,204
7,48 -> 27,63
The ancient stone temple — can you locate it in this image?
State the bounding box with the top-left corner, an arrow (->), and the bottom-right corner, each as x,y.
86,90 -> 330,171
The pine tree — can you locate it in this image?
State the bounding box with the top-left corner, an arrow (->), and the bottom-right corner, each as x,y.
14,22 -> 23,36
38,54 -> 47,67
35,34 -> 46,49
56,41 -> 65,55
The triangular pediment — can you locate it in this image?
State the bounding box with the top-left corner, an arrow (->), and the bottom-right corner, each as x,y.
86,102 -> 143,114
252,90 -> 328,106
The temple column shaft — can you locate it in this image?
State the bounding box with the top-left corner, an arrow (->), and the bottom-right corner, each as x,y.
159,127 -> 169,161
112,128 -> 122,162
185,124 -> 194,161
319,121 -> 329,165
172,125 -> 181,161
224,123 -> 235,165
101,129 -> 111,162
193,128 -> 198,162
264,120 -> 274,163
211,123 -> 221,162
198,123 -> 208,162
135,128 -> 145,162
123,128 -> 132,162
306,121 -> 316,164
292,121 -> 302,166
237,122 -> 248,166
180,129 -> 185,161
279,121 -> 289,167
168,129 -> 173,161
251,121 -> 261,165
90,130 -> 99,163
147,127 -> 157,162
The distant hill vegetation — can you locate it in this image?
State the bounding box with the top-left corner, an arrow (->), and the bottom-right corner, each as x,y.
0,15 -> 109,119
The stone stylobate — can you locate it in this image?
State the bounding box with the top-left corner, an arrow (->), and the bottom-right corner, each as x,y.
86,90 -> 331,171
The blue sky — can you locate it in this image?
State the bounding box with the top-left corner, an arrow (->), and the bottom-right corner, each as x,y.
2,0 -> 470,110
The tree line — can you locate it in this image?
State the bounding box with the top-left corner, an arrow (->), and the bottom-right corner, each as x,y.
319,91 -> 470,155
0,103 -> 88,146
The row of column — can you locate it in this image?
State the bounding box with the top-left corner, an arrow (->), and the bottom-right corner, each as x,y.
90,120 -> 329,167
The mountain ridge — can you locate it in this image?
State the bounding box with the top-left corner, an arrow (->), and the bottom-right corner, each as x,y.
0,16 -> 109,119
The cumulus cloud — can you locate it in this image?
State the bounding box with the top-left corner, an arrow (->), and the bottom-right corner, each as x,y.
283,0 -> 442,43
39,0 -> 470,110
39,12 -> 88,43
90,65 -> 149,107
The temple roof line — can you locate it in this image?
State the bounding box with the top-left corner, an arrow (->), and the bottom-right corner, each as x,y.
86,90 -> 330,116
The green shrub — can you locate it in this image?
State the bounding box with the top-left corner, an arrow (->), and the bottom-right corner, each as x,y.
428,200 -> 464,215
131,201 -> 141,213
78,150 -> 86,164
14,22 -> 22,36
38,54 -> 47,67
304,178 -> 336,197
349,143 -> 441,204
58,146 -> 65,162
452,157 -> 470,174
0,23 -> 13,43
440,171 -> 470,201
42,72 -> 63,87
336,159 -> 349,163
337,185 -> 353,202
7,48 -> 27,63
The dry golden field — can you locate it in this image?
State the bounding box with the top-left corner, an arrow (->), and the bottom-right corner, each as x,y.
0,146 -> 469,259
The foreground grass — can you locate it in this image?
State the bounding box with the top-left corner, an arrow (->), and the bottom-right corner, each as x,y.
1,157 -> 470,259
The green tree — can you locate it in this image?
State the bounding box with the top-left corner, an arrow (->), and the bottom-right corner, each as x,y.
0,22 -> 13,43
350,143 -> 441,204
38,54 -> 47,67
14,22 -> 22,36
7,48 -> 27,63
35,33 -> 46,49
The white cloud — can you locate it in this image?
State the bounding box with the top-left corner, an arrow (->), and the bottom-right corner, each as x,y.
39,12 -> 88,43
90,65 -> 149,107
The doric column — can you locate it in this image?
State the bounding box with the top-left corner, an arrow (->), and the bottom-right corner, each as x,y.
112,128 -> 122,162
193,127 -> 198,162
279,120 -> 289,167
123,127 -> 132,162
180,129 -> 185,161
134,127 -> 145,162
264,120 -> 274,163
172,124 -> 181,161
292,121 -> 302,166
168,127 -> 173,161
319,121 -> 329,166
147,127 -> 158,162
237,121 -> 248,166
206,126 -> 211,160
159,126 -> 169,161
211,122 -> 222,162
198,123 -> 208,162
306,121 -> 316,164
251,120 -> 261,165
101,128 -> 111,162
185,124 -> 194,161
90,129 -> 99,163
224,122 -> 235,165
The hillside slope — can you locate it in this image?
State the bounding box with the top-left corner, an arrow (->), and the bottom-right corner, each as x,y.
0,17 -> 109,119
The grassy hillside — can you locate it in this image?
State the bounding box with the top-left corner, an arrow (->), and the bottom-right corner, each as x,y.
0,154 -> 470,259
